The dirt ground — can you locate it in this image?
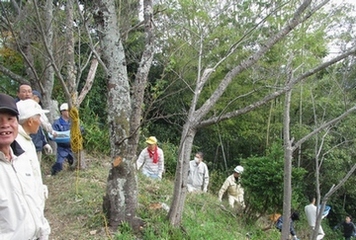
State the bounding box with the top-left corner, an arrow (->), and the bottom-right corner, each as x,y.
42,153 -> 111,240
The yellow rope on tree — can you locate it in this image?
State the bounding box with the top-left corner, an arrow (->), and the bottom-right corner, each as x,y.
69,107 -> 83,153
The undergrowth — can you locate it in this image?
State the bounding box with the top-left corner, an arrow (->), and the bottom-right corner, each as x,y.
41,153 -> 343,240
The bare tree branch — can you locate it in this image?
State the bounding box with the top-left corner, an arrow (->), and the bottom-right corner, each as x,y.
198,47 -> 356,128
0,64 -> 30,85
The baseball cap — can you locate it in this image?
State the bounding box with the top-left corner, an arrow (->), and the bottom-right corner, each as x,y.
146,136 -> 158,145
60,103 -> 69,111
32,90 -> 42,100
234,165 -> 244,173
16,99 -> 49,121
0,93 -> 19,116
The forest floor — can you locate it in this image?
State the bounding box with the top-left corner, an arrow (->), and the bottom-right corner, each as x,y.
42,152 -> 111,240
40,152 -> 339,240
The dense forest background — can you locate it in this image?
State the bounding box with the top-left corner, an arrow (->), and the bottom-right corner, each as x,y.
1,0 -> 356,237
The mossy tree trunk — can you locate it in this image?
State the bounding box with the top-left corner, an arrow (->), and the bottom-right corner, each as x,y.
93,0 -> 155,231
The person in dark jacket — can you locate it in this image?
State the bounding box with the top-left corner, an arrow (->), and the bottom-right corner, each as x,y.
30,90 -> 52,162
275,211 -> 300,240
335,215 -> 356,240
50,103 -> 73,175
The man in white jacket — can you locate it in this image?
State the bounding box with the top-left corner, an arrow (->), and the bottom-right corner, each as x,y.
218,165 -> 245,209
187,152 -> 209,193
305,196 -> 325,240
0,93 -> 50,240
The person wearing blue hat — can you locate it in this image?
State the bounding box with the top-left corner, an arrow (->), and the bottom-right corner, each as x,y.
31,90 -> 53,162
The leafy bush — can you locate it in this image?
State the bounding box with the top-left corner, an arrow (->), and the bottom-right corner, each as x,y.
241,142 -> 307,219
80,102 -> 110,155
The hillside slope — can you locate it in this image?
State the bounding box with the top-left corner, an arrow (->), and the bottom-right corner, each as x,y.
41,153 -> 317,240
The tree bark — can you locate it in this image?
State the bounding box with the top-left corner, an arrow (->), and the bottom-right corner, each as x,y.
168,126 -> 196,226
129,0 -> 155,151
93,0 -> 150,231
281,68 -> 293,240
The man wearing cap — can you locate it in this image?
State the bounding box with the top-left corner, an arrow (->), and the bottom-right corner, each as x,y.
187,151 -> 209,193
16,99 -> 51,192
50,103 -> 75,175
0,93 -> 51,239
218,165 -> 245,209
136,136 -> 165,179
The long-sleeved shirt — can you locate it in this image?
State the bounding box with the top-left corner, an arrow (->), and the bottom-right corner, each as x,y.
136,147 -> 164,178
305,203 -> 317,227
52,117 -> 71,148
30,126 -> 48,152
338,221 -> 356,237
275,216 -> 297,236
187,160 -> 209,192
218,174 -> 244,202
1,145 -> 50,239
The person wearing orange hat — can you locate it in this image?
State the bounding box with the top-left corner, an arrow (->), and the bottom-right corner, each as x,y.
136,136 -> 164,180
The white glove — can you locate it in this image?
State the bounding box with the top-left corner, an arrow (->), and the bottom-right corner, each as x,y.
43,185 -> 48,199
43,144 -> 53,155
292,235 -> 299,240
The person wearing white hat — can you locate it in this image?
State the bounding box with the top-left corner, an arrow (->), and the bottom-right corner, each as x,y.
50,103 -> 74,176
11,97 -> 51,239
136,136 -> 165,180
218,165 -> 245,209
16,99 -> 51,198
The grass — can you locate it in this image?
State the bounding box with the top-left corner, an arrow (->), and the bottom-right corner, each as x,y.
41,152 -> 345,240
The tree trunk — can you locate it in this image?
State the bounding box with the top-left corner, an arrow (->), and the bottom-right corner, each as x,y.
63,0 -> 87,169
93,0 -> 141,231
129,0 -> 155,152
168,125 -> 196,226
281,76 -> 293,240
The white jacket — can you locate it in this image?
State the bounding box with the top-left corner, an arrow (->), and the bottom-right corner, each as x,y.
187,160 -> 209,192
16,125 -> 48,201
0,146 -> 50,239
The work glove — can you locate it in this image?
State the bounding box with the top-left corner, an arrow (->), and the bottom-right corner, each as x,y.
292,235 -> 300,240
43,144 -> 53,155
43,185 -> 49,199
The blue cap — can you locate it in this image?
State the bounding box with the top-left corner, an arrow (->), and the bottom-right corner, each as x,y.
32,90 -> 42,100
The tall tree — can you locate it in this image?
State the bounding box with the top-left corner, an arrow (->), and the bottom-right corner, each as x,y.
93,0 -> 155,230
165,0 -> 356,226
